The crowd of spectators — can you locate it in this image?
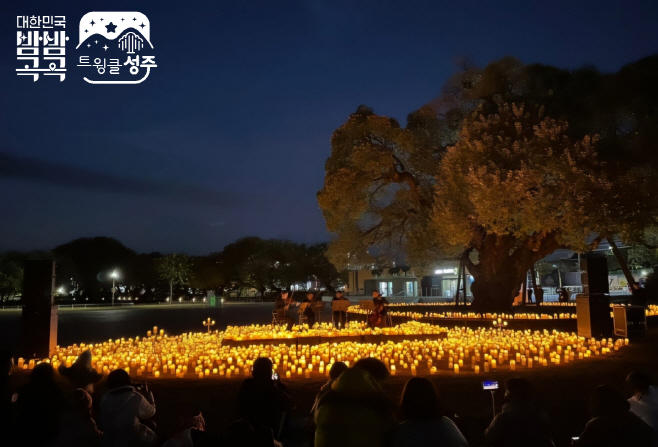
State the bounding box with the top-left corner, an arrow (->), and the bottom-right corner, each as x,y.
1,348 -> 656,447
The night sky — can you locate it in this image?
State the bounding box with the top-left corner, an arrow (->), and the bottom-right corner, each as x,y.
2,0 -> 657,254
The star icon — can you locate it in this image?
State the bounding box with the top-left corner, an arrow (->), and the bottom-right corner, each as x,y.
87,43 -> 91,48
139,22 -> 146,29
20,34 -> 27,41
90,20 -> 95,26
100,18 -> 104,22
84,29 -> 88,33
105,22 -> 117,33
121,18 -> 125,21
133,17 -> 137,21
103,44 -> 109,51
95,40 -> 98,44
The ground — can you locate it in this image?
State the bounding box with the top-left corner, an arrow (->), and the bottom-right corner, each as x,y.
4,304 -> 658,446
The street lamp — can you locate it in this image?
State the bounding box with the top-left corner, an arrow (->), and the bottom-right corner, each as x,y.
111,270 -> 119,307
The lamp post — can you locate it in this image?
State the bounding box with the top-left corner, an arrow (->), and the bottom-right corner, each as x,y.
111,270 -> 119,307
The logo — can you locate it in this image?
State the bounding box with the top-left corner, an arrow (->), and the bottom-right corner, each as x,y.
16,15 -> 68,82
76,12 -> 157,84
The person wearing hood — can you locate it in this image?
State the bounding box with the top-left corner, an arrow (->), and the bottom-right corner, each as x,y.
98,369 -> 157,447
314,367 -> 396,447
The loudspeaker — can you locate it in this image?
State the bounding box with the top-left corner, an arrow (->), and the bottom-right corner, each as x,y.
580,257 -> 609,294
576,293 -> 612,338
19,261 -> 58,359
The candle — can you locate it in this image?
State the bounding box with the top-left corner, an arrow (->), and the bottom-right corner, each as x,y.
510,360 -> 516,370
154,371 -> 160,378
454,364 -> 459,374
286,371 -> 291,379
474,365 -> 480,374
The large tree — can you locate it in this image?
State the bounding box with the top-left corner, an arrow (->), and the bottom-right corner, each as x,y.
319,56 -> 658,310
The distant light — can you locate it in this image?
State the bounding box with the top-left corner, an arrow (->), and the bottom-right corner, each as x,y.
111,270 -> 119,279
434,268 -> 456,275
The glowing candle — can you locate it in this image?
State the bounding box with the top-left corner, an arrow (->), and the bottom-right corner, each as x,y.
474,365 -> 480,374
454,364 -> 459,374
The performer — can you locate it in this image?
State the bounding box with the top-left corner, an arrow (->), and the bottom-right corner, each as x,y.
302,292 -> 319,327
274,290 -> 297,331
332,290 -> 349,328
368,290 -> 389,328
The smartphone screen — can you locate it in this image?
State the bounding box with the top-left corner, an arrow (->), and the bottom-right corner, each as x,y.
272,372 -> 279,380
482,380 -> 499,390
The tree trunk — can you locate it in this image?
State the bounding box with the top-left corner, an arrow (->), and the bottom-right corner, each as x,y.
607,238 -> 638,291
169,281 -> 173,304
466,233 -> 561,311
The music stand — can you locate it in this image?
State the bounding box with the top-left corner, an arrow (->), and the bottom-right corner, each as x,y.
332,300 -> 351,327
359,300 -> 375,311
298,302 -> 310,325
332,300 -> 351,312
312,301 -> 326,324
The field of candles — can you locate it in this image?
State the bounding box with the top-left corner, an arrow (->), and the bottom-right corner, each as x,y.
18,319 -> 631,380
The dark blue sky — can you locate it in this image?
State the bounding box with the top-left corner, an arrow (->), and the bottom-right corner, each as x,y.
2,0 -> 657,254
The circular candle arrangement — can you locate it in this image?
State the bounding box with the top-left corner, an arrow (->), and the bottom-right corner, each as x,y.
222,320 -> 446,341
15,321 -> 629,380
346,306 -> 577,320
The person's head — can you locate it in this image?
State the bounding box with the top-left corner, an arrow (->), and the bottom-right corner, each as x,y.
252,357 -> 274,382
372,290 -> 381,298
329,361 -> 348,380
30,362 -> 55,385
335,290 -> 343,297
626,371 -> 652,398
353,358 -> 389,382
400,377 -> 442,420
72,388 -> 93,415
504,377 -> 536,405
107,368 -> 132,390
280,290 -> 289,299
592,385 -> 630,417
307,292 -> 314,300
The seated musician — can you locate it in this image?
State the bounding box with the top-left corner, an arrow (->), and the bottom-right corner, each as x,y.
368,290 -> 389,328
372,291 -> 389,315
332,290 -> 348,328
274,290 -> 296,331
302,292 -> 319,327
